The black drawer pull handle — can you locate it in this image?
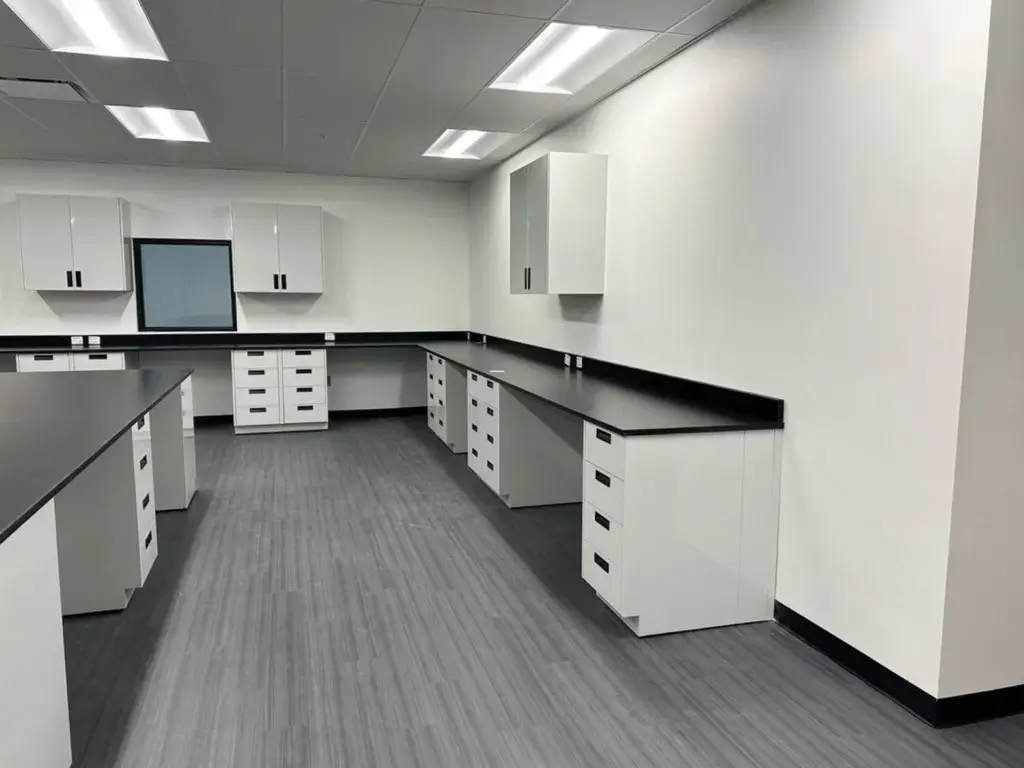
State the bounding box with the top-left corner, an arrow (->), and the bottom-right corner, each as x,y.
247,351 -> 264,357
249,369 -> 265,376
439,399 -> 444,406
487,381 -> 494,389
471,373 -> 478,381
139,455 -> 148,470
88,353 -> 107,360
137,416 -> 145,429
486,461 -> 494,471
298,405 -> 314,412
34,354 -> 54,361
295,350 -> 311,356
472,448 -> 478,457
595,428 -> 612,444
438,379 -> 443,386
142,493 -> 150,510
250,388 -> 266,395
439,420 -> 444,426
471,424 -> 478,432
595,470 -> 611,487
429,393 -> 434,400
471,399 -> 478,407
298,387 -> 313,393
487,434 -> 494,444
144,531 -> 153,549
486,407 -> 494,416
594,553 -> 609,573
429,374 -> 434,380
251,407 -> 267,413
594,512 -> 611,530
297,369 -> 313,375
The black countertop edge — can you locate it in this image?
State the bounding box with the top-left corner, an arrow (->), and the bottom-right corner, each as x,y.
0,369 -> 192,547
0,330 -> 470,354
467,333 -> 785,427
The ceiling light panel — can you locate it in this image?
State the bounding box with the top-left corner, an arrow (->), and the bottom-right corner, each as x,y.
491,22 -> 655,95
423,129 -> 516,160
3,0 -> 167,60
107,106 -> 209,142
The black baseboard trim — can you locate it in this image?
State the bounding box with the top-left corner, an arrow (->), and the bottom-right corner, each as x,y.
196,408 -> 426,427
194,415 -> 234,426
774,602 -> 1024,727
469,333 -> 784,425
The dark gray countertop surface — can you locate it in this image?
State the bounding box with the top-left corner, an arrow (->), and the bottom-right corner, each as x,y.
420,341 -> 780,436
0,368 -> 191,546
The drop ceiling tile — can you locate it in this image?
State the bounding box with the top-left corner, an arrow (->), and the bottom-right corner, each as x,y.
285,0 -> 418,77
136,141 -> 226,168
0,99 -> 45,155
176,63 -> 281,120
202,110 -> 283,166
1,101 -> 154,163
451,88 -> 566,133
286,73 -> 381,124
285,118 -> 364,174
57,55 -> 192,109
556,0 -> 711,32
423,0 -> 564,18
669,0 -> 757,35
0,47 -> 69,81
0,5 -> 44,49
144,0 -> 282,68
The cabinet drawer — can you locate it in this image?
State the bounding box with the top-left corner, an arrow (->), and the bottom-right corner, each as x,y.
16,353 -> 71,372
582,501 -> 623,565
480,401 -> 498,435
584,422 -> 625,480
470,445 -> 500,492
467,371 -> 498,405
232,349 -> 280,368
282,349 -> 326,368
284,401 -> 327,424
133,412 -> 151,436
235,405 -> 280,426
236,386 -> 280,408
582,539 -> 626,616
234,367 -> 279,388
584,461 -> 624,525
72,351 -> 126,371
284,385 -> 326,406
282,366 -> 325,386
133,431 -> 151,467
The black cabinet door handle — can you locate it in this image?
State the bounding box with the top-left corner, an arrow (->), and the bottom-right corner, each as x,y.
75,270 -> 82,288
249,369 -> 265,376
251,407 -> 267,413
88,353 -> 107,360
524,267 -> 527,290
34,354 -> 54,361
595,428 -> 612,445
527,266 -> 531,291
249,388 -> 266,395
142,493 -> 151,510
66,270 -> 73,288
487,434 -> 494,444
472,448 -> 478,457
144,531 -> 153,549
247,350 -> 264,357
594,553 -> 609,573
295,350 -> 311,356
298,405 -> 314,412
471,424 -> 478,432
298,387 -> 313,393
273,273 -> 279,290
486,461 -> 494,471
486,407 -> 494,417
594,511 -> 611,531
594,470 -> 611,487
296,368 -> 312,375
281,274 -> 288,290
139,455 -> 148,471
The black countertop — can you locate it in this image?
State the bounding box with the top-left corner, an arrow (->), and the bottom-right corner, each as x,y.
0,341 -> 416,354
0,368 -> 191,547
420,342 -> 780,436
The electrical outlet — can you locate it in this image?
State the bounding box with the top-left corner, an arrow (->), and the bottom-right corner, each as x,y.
575,356 -> 583,369
70,336 -> 84,347
88,335 -> 101,347
482,335 -> 488,344
564,353 -> 571,366
324,332 -> 335,342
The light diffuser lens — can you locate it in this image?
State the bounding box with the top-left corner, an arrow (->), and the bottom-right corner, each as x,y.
423,129 -> 514,161
3,0 -> 168,60
490,23 -> 654,95
107,106 -> 209,142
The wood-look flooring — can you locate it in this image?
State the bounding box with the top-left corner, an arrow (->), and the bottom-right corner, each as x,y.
63,417 -> 1024,767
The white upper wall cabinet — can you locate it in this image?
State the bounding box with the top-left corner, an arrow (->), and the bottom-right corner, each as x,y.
509,152 -> 608,295
231,203 -> 325,295
18,194 -> 133,292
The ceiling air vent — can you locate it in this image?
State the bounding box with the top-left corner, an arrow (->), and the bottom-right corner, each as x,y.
0,77 -> 88,102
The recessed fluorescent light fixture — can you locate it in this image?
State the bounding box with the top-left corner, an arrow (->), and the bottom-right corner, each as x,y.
491,23 -> 655,95
423,129 -> 515,160
3,0 -> 168,60
107,106 -> 209,142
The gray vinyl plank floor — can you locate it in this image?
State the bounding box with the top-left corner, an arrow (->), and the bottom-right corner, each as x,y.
63,416 -> 1024,768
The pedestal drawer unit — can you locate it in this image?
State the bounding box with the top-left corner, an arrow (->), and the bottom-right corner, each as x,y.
580,421 -> 783,637
425,352 -> 467,454
16,351 -> 127,373
232,348 -> 328,434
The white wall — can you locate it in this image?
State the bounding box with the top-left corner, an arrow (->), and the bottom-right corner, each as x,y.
0,161 -> 470,336
940,0 -> 1024,699
469,0 -> 991,694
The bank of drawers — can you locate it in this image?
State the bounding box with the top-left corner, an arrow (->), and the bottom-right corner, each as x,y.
581,421 -> 629,615
426,353 -> 447,438
467,373 -> 500,492
132,413 -> 157,582
232,348 -> 327,428
16,351 -> 126,372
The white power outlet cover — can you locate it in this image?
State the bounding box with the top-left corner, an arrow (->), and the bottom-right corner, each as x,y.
88,336 -> 101,347
482,335 -> 488,344
324,332 -> 335,342
576,356 -> 583,369
70,336 -> 84,347
564,354 -> 571,366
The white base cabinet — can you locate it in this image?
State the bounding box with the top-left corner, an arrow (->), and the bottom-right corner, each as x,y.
54,417 -> 157,615
466,371 -> 582,507
152,375 -> 196,511
16,351 -> 126,373
426,352 -> 467,453
232,349 -> 328,434
581,422 -> 783,636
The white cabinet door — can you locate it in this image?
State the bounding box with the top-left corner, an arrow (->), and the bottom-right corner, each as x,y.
546,153 -> 607,295
509,166 -> 530,295
18,194 -> 74,291
525,156 -> 550,294
69,196 -> 128,291
231,203 -> 280,293
276,204 -> 324,294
